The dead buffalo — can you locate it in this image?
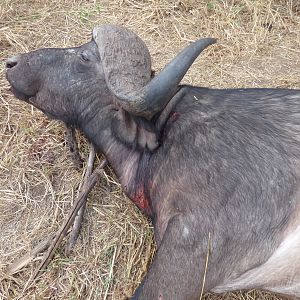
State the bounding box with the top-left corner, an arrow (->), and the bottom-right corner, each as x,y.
5,24 -> 300,299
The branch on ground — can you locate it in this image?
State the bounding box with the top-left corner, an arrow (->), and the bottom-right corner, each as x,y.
5,152 -> 107,289
65,125 -> 83,169
66,144 -> 97,254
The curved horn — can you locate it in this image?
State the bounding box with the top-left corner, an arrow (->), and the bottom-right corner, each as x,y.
93,25 -> 216,119
114,38 -> 217,119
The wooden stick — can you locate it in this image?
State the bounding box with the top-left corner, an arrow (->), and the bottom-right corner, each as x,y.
25,159 -> 107,288
66,145 -> 97,254
6,234 -> 55,276
65,125 -> 83,169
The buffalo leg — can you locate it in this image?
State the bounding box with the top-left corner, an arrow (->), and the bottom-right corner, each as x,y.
131,217 -> 211,300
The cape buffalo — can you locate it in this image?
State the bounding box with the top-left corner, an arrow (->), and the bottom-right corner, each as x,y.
5,24 -> 300,299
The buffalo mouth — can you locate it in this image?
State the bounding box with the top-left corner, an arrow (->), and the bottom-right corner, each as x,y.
6,72 -> 36,104
8,82 -> 57,119
9,85 -> 33,102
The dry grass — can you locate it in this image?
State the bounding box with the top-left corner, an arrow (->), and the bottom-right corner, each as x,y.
0,0 -> 299,299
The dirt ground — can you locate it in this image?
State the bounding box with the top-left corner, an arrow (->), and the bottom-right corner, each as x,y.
0,0 -> 299,299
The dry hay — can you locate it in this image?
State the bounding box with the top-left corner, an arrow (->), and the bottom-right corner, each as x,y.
0,0 -> 299,299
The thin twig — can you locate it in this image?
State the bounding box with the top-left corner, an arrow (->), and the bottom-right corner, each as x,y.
103,245 -> 117,300
65,125 -> 83,169
66,144 -> 96,254
25,159 -> 107,290
6,234 -> 55,276
199,232 -> 211,300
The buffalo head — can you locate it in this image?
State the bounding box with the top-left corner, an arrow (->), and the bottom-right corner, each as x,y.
6,25 -> 216,124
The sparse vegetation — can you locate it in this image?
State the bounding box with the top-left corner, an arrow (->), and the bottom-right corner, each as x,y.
0,0 -> 299,299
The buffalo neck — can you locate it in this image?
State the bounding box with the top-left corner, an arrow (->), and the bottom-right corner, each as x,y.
77,103 -> 153,216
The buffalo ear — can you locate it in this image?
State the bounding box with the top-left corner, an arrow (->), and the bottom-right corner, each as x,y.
92,25 -> 152,104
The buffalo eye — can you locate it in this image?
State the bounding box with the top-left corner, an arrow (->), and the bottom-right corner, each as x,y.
80,51 -> 90,62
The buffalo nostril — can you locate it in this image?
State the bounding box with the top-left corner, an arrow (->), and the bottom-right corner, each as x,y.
6,55 -> 19,69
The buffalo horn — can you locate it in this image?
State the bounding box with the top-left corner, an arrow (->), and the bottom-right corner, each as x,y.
114,38 -> 217,119
93,25 -> 216,119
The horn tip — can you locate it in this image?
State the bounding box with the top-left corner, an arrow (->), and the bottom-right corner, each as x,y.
200,37 -> 217,45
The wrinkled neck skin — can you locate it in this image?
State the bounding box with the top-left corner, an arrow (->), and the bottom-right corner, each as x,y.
76,94 -> 160,217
